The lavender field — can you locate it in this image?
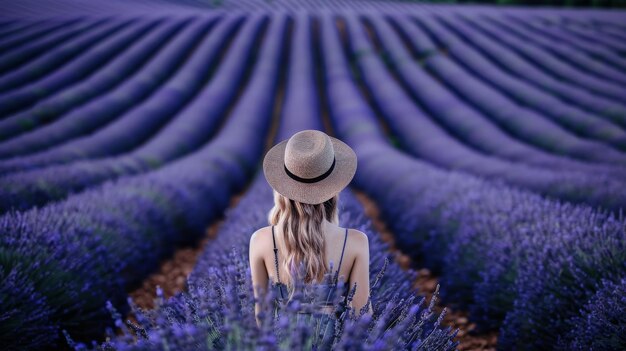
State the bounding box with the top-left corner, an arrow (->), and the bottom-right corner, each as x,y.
0,0 -> 625,350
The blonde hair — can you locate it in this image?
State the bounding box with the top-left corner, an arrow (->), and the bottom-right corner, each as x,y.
268,189 -> 339,300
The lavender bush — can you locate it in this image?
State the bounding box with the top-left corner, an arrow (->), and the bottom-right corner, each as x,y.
0,19 -> 131,93
0,13 -> 261,213
0,19 -> 184,141
0,13 -> 283,350
0,18 -> 158,116
319,11 -> 626,350
563,278 -> 626,350
0,3 -> 624,350
67,176 -> 458,351
423,11 -> 626,128
0,16 -> 225,171
340,12 -> 626,212
0,18 -> 206,161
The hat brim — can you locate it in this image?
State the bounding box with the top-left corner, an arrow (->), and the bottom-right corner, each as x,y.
263,136 -> 357,205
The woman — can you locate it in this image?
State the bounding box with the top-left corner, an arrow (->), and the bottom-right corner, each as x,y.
249,129 -> 373,346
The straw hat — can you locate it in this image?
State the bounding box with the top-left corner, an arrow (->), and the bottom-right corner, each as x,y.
263,130 -> 357,204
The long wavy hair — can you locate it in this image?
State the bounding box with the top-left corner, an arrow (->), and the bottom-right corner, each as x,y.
268,189 -> 339,300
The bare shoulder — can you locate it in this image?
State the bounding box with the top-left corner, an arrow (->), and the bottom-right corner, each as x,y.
249,225 -> 272,249
346,228 -> 369,248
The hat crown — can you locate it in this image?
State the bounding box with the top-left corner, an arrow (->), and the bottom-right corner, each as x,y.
284,130 -> 335,179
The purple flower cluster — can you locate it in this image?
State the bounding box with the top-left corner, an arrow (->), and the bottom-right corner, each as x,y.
0,14 -> 264,213
69,175 -> 458,351
0,18 -> 157,116
0,3 -> 624,350
319,11 -> 626,350
426,11 -> 626,129
564,278 -> 626,350
0,13 -> 283,350
340,12 -> 626,212
0,19 -> 184,141
65,14 -> 458,347
0,19 -> 131,93
0,17 -> 223,171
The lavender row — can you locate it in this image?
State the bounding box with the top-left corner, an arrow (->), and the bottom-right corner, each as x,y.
487,15 -> 626,87
0,18 -> 131,93
320,12 -> 625,350
398,15 -> 626,154
278,12 -> 323,135
460,11 -> 626,102
595,23 -> 626,41
80,176 -> 457,351
0,17 -> 206,161
562,21 -> 626,53
457,13 -> 626,104
429,12 -> 626,128
0,19 -> 48,41
88,14 -> 456,346
0,18 -> 159,116
370,14 -> 626,175
564,278 -> 626,351
0,13 -> 281,350
343,13 -> 626,212
509,15 -> 626,73
0,18 -> 90,75
0,19 -> 185,141
0,14 -> 261,214
401,14 -> 626,148
0,19 -> 76,53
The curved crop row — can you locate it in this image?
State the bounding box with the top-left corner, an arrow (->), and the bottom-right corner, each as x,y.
0,19 -> 93,75
0,13 -> 283,351
320,12 -> 626,350
429,12 -> 626,128
0,17 -> 208,161
342,13 -> 626,212
0,19 -> 185,141
563,22 -> 626,53
0,14 -> 264,213
370,14 -> 626,175
399,15 -> 626,153
517,15 -> 626,73
0,18 -> 131,93
0,19 -> 53,43
486,15 -> 626,87
0,18 -> 160,116
85,13 -> 457,345
461,14 -> 626,103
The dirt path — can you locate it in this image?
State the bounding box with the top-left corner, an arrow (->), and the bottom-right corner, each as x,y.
127,192 -> 245,309
352,189 -> 498,351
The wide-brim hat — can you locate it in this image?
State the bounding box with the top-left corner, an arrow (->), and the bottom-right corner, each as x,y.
263,130 -> 357,205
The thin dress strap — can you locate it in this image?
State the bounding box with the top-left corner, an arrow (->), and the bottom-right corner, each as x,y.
336,228 -> 348,276
271,225 -> 286,299
271,225 -> 281,284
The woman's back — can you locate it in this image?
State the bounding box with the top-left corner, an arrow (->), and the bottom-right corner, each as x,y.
271,224 -> 350,314
255,222 -> 371,316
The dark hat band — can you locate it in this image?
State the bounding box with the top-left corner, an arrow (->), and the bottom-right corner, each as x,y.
284,156 -> 336,184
